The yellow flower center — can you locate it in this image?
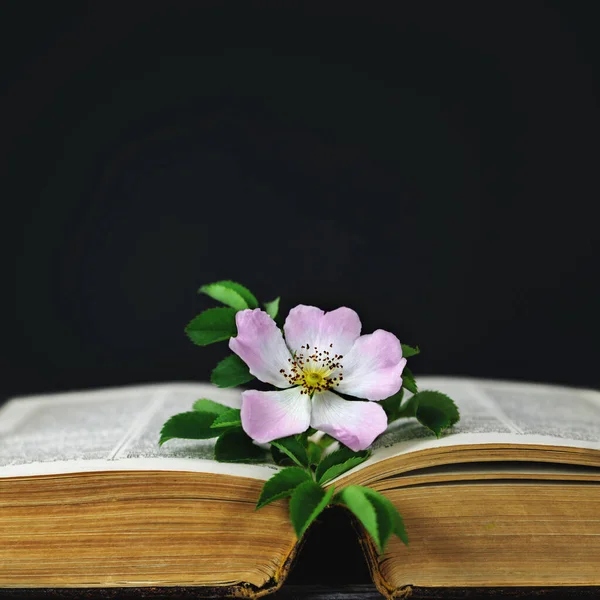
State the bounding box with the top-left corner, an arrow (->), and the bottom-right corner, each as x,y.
280,343 -> 344,396
304,371 -> 325,387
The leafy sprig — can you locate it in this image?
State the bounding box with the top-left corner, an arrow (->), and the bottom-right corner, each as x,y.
160,280 -> 461,553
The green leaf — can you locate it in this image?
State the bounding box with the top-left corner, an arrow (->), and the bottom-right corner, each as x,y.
271,436 -> 310,468
380,389 -> 404,422
362,488 -> 408,546
214,429 -> 267,462
318,434 -> 337,448
307,441 -> 323,466
159,411 -> 220,445
199,283 -> 249,311
401,344 -> 420,358
413,390 -> 460,438
337,486 -> 382,553
396,394 -> 419,419
264,297 -> 280,320
289,480 -> 335,538
256,467 -> 313,509
192,398 -> 230,415
210,408 -> 242,430
297,427 -> 318,443
361,489 -> 393,551
337,486 -> 408,551
185,308 -> 237,346
317,455 -> 371,485
211,354 -> 254,388
199,280 -> 259,309
315,446 -> 370,484
271,444 -> 295,466
402,366 -> 418,394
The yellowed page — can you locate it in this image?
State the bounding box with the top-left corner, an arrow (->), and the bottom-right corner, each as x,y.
343,376 -> 600,478
0,383 -> 276,480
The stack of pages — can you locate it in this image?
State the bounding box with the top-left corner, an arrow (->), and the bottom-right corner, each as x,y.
1,377 -> 599,597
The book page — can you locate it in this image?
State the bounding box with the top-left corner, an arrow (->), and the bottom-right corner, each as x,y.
0,383 -> 277,480
367,376 -> 600,466
2,377 -> 599,480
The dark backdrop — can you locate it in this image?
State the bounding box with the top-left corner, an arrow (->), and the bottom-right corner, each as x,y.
1,1 -> 599,585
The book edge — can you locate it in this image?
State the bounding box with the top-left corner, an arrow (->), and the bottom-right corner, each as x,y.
0,537 -> 303,599
349,508 -> 600,599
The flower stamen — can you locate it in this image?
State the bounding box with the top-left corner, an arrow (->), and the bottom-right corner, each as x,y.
280,344 -> 344,396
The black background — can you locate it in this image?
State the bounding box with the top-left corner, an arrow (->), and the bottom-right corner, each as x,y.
1,1 -> 599,585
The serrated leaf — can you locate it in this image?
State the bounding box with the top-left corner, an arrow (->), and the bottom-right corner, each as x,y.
402,366 -> 418,394
318,434 -> 337,448
264,297 -> 280,320
380,389 -> 404,422
414,390 -> 460,438
214,429 -> 267,462
317,455 -> 371,485
256,467 -> 312,509
199,280 -> 258,309
185,307 -> 237,346
271,444 -> 295,466
396,393 -> 419,419
192,398 -> 230,415
362,488 -> 408,547
159,411 -> 220,445
337,486 -> 408,551
211,354 -> 254,388
307,441 -> 323,466
210,408 -> 242,429
289,480 -> 335,538
337,486 -> 382,553
199,283 -> 249,311
297,427 -> 318,443
271,436 -> 309,468
401,344 -> 420,358
360,489 -> 393,551
315,446 -> 370,484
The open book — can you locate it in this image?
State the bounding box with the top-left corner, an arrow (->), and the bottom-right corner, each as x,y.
1,377 -> 599,597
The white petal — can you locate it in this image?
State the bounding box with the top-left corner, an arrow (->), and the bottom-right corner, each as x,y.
283,305 -> 361,356
241,387 -> 311,443
229,309 -> 292,387
337,330 -> 406,401
310,390 -> 388,451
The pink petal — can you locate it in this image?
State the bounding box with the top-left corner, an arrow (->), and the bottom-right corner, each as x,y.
283,305 -> 361,356
229,309 -> 292,387
241,388 -> 311,443
310,391 -> 388,451
337,330 -> 406,401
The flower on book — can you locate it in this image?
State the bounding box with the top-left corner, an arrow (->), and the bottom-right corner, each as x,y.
230,305 -> 407,451
160,280 -> 460,553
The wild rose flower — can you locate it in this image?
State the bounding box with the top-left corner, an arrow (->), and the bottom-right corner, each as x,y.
229,305 -> 407,451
